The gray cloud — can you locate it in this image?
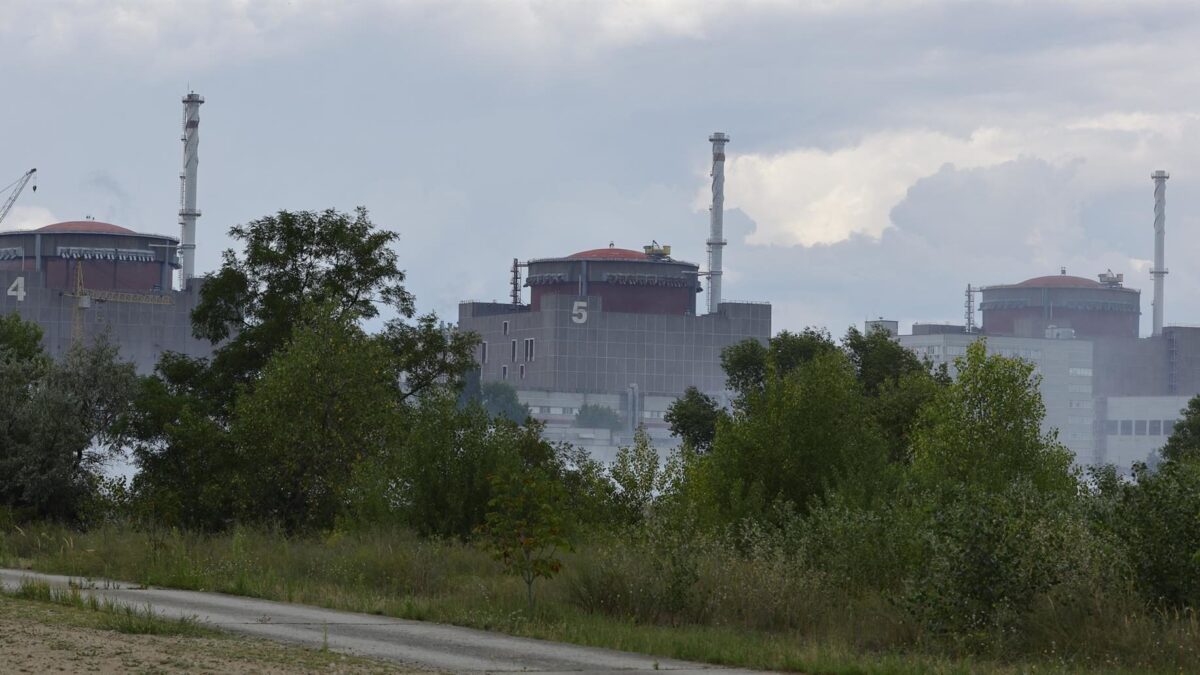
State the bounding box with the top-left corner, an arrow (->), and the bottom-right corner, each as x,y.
3,0 -> 1199,340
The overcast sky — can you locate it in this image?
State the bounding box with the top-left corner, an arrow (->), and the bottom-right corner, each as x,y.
4,0 -> 1200,337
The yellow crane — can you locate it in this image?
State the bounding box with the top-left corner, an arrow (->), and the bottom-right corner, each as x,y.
63,261 -> 174,344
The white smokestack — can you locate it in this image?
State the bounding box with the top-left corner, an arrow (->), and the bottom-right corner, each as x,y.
1152,170 -> 1169,336
707,132 -> 729,314
179,92 -> 204,287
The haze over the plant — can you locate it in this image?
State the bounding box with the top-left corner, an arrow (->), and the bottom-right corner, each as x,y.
4,0 -> 1199,336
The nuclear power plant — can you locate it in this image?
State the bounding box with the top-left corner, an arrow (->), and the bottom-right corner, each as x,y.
3,94 -> 1199,470
896,170 -> 1200,474
459,133 -> 771,457
0,93 -> 213,372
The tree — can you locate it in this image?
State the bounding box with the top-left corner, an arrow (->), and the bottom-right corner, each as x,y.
128,207 -> 476,530
721,328 -> 838,402
380,313 -> 478,403
1160,395 -> 1200,464
663,387 -> 724,453
910,340 -> 1075,497
479,466 -> 571,611
231,304 -> 399,532
575,403 -> 621,431
0,312 -> 46,364
702,349 -> 888,522
1118,459 -> 1200,607
458,372 -> 530,423
610,426 -> 665,523
0,336 -> 137,523
124,353 -> 239,530
842,324 -> 930,396
190,207 -> 414,400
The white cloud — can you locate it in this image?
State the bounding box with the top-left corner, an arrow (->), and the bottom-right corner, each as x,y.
712,112 -> 1200,248
1,206 -> 58,231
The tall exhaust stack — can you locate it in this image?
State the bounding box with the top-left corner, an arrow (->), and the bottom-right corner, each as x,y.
707,132 -> 729,314
178,92 -> 204,287
1151,169 -> 1169,336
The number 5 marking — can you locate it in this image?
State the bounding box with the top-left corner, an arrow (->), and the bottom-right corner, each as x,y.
6,277 -> 25,302
571,300 -> 588,324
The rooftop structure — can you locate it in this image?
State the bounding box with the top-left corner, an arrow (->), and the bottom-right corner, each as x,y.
980,270 -> 1141,339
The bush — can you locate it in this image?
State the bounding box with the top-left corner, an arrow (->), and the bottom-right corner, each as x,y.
1120,459 -> 1200,607
902,483 -> 1095,639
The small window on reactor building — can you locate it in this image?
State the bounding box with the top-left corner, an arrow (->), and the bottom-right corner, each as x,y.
519,364 -> 526,379
1150,420 -> 1162,436
501,365 -> 508,380
1105,420 -> 1118,435
503,321 -> 509,336
511,340 -> 517,362
481,342 -> 488,365
1120,420 -> 1133,436
1135,420 -> 1148,436
1165,420 -> 1178,435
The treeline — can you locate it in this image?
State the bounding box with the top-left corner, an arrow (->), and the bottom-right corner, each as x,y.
4,207 -> 1200,657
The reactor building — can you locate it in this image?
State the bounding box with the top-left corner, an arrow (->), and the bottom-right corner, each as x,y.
458,133 -> 771,457
897,169 -> 1200,474
0,93 -> 212,372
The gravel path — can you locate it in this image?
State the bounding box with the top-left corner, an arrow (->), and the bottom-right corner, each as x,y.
0,569 -> 764,674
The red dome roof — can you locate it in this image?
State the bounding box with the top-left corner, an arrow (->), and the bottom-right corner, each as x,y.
36,221 -> 136,235
568,247 -> 650,261
1016,274 -> 1102,289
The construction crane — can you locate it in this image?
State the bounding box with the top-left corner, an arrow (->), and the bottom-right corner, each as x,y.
63,261 -> 174,344
0,168 -> 37,228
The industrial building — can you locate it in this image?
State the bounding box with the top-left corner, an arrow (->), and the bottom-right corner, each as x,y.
0,93 -> 212,372
897,170 -> 1200,473
459,133 -> 771,459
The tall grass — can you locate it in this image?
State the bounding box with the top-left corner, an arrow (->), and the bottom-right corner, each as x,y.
2,523 -> 1197,673
7,579 -> 212,637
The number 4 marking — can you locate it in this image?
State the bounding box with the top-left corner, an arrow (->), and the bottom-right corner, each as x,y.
7,277 -> 26,302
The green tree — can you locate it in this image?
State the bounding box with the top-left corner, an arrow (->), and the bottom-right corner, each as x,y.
459,376 -> 530,424
231,304 -> 399,532
190,207 -> 414,400
720,328 -> 838,401
842,324 -> 931,396
702,349 -> 888,522
910,340 -> 1075,497
1118,459 -> 1200,607
663,387 -> 724,453
575,403 -> 621,431
0,312 -> 46,364
381,394 -> 531,538
479,466 -> 571,611
129,207 -> 475,530
0,336 -> 137,523
124,353 -> 239,530
610,426 -> 665,523
1160,395 -> 1200,463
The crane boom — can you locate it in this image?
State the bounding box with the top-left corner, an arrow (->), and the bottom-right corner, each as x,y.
0,168 -> 37,227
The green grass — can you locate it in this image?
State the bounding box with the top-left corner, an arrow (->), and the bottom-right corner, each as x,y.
2,523 -> 1195,674
7,580 -> 213,637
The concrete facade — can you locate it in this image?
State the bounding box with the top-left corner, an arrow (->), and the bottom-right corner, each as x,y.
459,291 -> 771,459
1098,396 -> 1189,472
0,266 -> 211,373
460,294 -> 770,397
